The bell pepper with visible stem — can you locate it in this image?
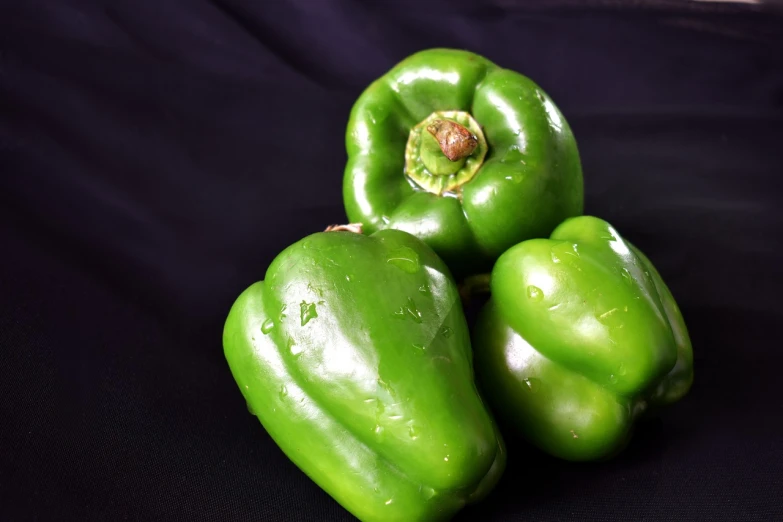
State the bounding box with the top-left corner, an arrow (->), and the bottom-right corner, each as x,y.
223,226 -> 506,521
472,216 -> 694,461
343,48 -> 584,278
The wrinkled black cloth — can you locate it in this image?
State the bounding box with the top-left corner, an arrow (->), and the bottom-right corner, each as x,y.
2,1 -> 783,520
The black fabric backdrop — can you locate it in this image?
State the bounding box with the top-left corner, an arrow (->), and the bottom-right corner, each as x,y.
2,1 -> 783,520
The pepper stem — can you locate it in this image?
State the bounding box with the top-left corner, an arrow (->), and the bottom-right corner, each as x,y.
426,119 -> 478,161
404,110 -> 488,195
324,223 -> 363,234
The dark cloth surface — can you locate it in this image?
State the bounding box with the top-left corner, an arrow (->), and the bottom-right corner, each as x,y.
2,1 -> 783,520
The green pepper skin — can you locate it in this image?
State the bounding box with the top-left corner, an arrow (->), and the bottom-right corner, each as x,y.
223,229 -> 505,521
472,216 -> 694,461
343,48 -> 584,278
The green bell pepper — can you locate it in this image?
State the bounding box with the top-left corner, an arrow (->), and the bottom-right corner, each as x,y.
472,216 -> 694,461
223,227 -> 505,521
343,48 -> 584,278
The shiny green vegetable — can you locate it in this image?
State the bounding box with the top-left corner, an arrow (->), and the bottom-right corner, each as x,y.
343,48 -> 584,278
472,216 -> 694,461
223,227 -> 505,521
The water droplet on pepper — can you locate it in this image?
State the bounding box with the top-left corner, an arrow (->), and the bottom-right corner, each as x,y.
393,297 -> 423,323
261,319 -> 274,334
300,301 -> 318,326
386,246 -> 420,273
527,285 -> 543,301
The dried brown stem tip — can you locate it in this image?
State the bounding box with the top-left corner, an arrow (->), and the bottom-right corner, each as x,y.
426,119 -> 479,161
324,223 -> 364,234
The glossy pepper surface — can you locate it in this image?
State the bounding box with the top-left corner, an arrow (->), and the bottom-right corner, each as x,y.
223,227 -> 505,521
343,48 -> 584,278
472,216 -> 694,461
